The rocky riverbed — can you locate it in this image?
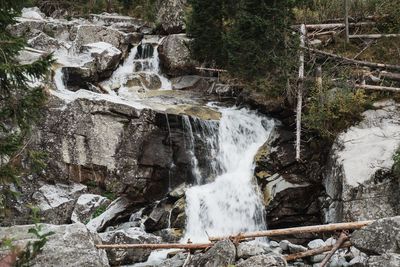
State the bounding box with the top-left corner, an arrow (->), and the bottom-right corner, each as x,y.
1,3 -> 400,267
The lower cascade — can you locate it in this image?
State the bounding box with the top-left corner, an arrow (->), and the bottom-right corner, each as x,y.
183,107 -> 275,242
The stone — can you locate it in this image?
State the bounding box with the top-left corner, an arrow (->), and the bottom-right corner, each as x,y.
156,0 -> 187,34
351,216 -> 400,255
307,239 -> 326,263
168,183 -> 187,199
367,253 -> 400,267
82,42 -> 122,79
144,204 -> 170,232
73,25 -> 130,54
86,197 -> 133,233
323,100 -> 400,223
21,7 -> 46,20
288,243 -> 308,254
139,73 -> 162,90
32,182 -> 87,224
28,32 -> 61,51
171,75 -> 210,91
236,254 -> 288,267
71,194 -> 111,224
159,252 -> 189,267
99,227 -> 161,265
187,240 -> 236,267
237,241 -> 274,259
170,197 -> 186,229
0,223 -> 109,267
280,240 -> 291,251
158,34 -> 195,76
90,13 -> 149,33
62,65 -> 98,89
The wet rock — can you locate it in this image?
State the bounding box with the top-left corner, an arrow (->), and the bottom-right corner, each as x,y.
351,216 -> 400,255
168,183 -> 187,199
154,228 -> 183,243
0,223 -> 109,267
158,34 -> 195,76
280,240 -> 290,252
288,243 -> 308,254
32,183 -> 87,224
86,197 -> 133,233
236,254 -> 287,267
62,65 -> 98,89
16,48 -> 46,64
99,227 -> 161,265
156,0 -> 187,34
82,42 -> 122,79
159,252 -> 188,267
323,100 -> 400,223
144,204 -> 170,232
171,75 -> 210,91
170,197 -> 186,229
71,194 -> 111,224
367,253 -> 400,267
237,241 -> 274,259
139,72 -> 162,90
187,240 -> 236,267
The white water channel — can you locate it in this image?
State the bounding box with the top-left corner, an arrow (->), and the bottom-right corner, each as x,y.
183,107 -> 274,242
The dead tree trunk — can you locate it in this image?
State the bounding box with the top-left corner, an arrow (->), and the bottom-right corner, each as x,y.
355,84 -> 400,92
307,47 -> 400,71
296,24 -> 306,161
320,232 -> 349,267
209,221 -> 373,242
344,0 -> 350,43
284,241 -> 351,261
350,34 -> 400,39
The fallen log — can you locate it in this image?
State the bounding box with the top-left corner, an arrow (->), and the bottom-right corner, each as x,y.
209,220 -> 373,242
350,34 -> 400,39
196,67 -> 227,73
284,241 -> 352,262
379,71 -> 400,82
292,22 -> 375,30
96,243 -> 213,250
307,47 -> 400,71
321,232 -> 349,267
355,84 -> 400,92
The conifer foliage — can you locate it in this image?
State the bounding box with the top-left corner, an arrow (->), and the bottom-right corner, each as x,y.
0,0 -> 53,213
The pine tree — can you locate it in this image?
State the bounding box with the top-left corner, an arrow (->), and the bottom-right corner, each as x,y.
225,0 -> 297,81
0,0 -> 53,214
187,0 -> 226,66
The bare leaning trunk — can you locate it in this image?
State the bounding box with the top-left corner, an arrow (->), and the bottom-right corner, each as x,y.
320,232 -> 349,267
284,241 -> 352,262
296,24 -> 306,161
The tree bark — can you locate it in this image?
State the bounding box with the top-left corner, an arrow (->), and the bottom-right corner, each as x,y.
209,221 -> 373,242
96,243 -> 213,250
344,0 -> 350,43
296,24 -> 306,161
355,84 -> 400,92
284,241 -> 352,262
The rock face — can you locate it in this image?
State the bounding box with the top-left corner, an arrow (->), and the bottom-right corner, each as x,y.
0,223 -> 109,267
323,100 -> 400,223
33,96 -> 213,209
158,34 -> 195,76
254,126 -> 323,236
351,216 -> 400,255
32,183 -> 87,224
187,240 -> 236,267
99,227 -> 161,265
156,0 -> 187,34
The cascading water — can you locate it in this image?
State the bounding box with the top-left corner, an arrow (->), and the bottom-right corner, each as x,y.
102,36 -> 171,93
183,107 -> 274,242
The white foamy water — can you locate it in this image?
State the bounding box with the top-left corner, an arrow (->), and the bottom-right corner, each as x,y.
183,107 -> 274,242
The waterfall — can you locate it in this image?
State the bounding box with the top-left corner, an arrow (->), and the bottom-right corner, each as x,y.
183,107 -> 274,242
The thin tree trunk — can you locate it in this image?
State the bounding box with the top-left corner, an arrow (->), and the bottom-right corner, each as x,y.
284,241 -> 351,261
355,84 -> 400,92
344,0 -> 350,43
209,221 -> 373,242
350,34 -> 400,39
96,243 -> 213,250
380,71 -> 400,82
292,22 -> 375,30
296,24 -> 306,161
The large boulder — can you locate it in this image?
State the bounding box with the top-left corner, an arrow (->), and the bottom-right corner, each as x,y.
158,34 -> 195,76
99,227 -> 161,265
90,13 -> 151,34
351,216 -> 400,255
27,32 -> 61,51
367,253 -> 400,267
323,100 -> 400,223
171,75 -> 210,91
0,223 -> 109,267
32,182 -> 87,224
156,0 -> 187,34
187,240 -> 236,267
71,194 -> 111,224
237,241 -> 275,260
